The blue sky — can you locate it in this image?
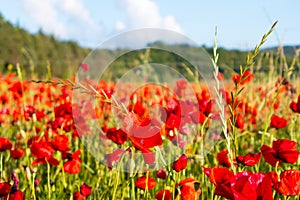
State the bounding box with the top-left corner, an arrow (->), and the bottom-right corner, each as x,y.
0,0 -> 299,50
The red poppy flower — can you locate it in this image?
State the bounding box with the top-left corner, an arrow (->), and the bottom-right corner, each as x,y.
127,104 -> 151,127
232,74 -> 240,85
9,190 -> 24,200
290,94 -> 300,114
30,141 -> 54,160
249,115 -> 256,124
35,110 -> 46,121
176,79 -> 188,90
127,137 -> 158,166
172,154 -> 188,172
270,115 -> 287,129
0,182 -> 11,198
0,93 -> 9,105
241,70 -> 254,85
10,148 -> 25,159
128,101 -> 148,117
63,150 -> 82,174
30,140 -> 59,166
131,126 -> 163,149
205,167 -> 274,200
236,152 -> 261,166
275,170 -> 300,196
166,98 -> 180,116
204,166 -> 234,199
231,171 -> 273,200
156,169 -> 167,179
267,171 -> 279,187
80,183 -> 92,197
105,128 -> 128,145
191,111 -> 206,124
261,139 -> 299,167
217,72 -> 224,81
9,81 -> 26,99
217,149 -> 231,168
175,178 -> 201,200
52,134 -> 70,152
140,149 -> 156,165
201,89 -> 210,101
73,191 -> 85,200
0,137 -> 12,151
32,157 -> 59,166
178,100 -> 199,126
135,175 -> 156,190
123,116 -> 162,165
175,79 -> 188,98
54,102 -> 72,119
197,100 -> 212,117
232,70 -> 254,85
73,183 -> 92,200
80,63 -> 89,72
234,115 -> 244,129
155,189 -> 172,200
124,115 -> 162,150
0,108 -> 10,115
24,105 -> 35,121
165,113 -> 181,129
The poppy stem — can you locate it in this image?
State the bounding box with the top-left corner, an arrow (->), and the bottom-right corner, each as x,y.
275,161 -> 280,176
82,162 -> 95,174
0,153 -> 2,179
31,170 -> 37,200
112,168 -> 120,200
144,171 -> 150,199
131,177 -> 136,200
47,162 -> 51,200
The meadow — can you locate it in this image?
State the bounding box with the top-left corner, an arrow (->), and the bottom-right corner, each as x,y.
0,23 -> 300,200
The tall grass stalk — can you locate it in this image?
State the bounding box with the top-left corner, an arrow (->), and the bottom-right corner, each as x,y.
228,21 -> 278,169
211,27 -> 236,173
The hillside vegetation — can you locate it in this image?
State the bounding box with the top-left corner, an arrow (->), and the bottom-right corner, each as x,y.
0,14 -> 298,78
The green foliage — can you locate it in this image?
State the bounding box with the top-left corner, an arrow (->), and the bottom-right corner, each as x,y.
0,14 -> 298,79
0,14 -> 89,78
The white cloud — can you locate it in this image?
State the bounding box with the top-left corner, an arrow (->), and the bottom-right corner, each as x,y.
21,0 -> 102,46
115,21 -> 126,31
22,0 -> 68,38
116,0 -> 183,33
59,0 -> 97,28
21,0 -> 183,48
110,0 -> 185,48
162,16 -> 182,33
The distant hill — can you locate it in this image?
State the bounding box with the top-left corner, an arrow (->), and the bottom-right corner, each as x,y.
0,14 -> 298,78
263,45 -> 300,57
0,14 -> 89,78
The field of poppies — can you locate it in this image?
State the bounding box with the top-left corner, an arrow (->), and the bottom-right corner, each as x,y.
1,25 -> 300,200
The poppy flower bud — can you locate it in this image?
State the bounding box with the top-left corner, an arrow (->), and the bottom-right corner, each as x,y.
156,169 -> 167,179
172,154 -> 188,172
135,175 -> 156,190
